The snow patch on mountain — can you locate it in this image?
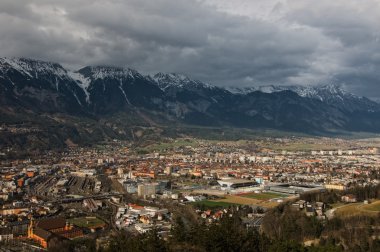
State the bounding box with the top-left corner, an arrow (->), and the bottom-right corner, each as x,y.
67,71 -> 91,103
119,78 -> 131,105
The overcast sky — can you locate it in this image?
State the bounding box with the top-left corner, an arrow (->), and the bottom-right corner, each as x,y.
1,0 -> 379,99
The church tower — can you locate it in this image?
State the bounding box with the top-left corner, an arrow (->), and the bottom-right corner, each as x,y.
28,217 -> 34,238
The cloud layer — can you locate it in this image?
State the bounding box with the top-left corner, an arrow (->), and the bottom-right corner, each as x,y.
0,0 -> 379,99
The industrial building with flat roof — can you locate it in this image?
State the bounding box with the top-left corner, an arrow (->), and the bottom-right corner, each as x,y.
264,183 -> 325,194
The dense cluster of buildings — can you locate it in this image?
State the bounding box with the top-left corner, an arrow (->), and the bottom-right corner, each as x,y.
0,138 -> 379,249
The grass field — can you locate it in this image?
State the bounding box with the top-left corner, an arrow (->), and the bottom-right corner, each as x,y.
240,192 -> 286,200
334,203 -> 363,217
361,201 -> 380,212
189,192 -> 288,209
68,217 -> 106,228
330,202 -> 346,208
213,195 -> 280,208
334,200 -> 380,218
191,200 -> 238,208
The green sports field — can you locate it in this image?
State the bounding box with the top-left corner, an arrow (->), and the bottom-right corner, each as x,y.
240,192 -> 286,200
191,200 -> 238,208
68,217 -> 106,228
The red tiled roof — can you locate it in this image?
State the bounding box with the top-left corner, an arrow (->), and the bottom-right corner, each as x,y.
36,217 -> 66,231
33,227 -> 51,240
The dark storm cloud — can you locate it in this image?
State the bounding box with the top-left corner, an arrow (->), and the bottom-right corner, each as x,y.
0,0 -> 379,98
284,0 -> 380,99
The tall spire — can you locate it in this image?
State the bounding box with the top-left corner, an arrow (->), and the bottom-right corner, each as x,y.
28,216 -> 34,238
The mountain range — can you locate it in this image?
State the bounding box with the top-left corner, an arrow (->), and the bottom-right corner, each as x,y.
1,57 -> 380,150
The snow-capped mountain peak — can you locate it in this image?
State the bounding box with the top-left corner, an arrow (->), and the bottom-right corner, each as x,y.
153,72 -> 191,89
225,85 -> 289,95
152,72 -> 213,90
0,57 -> 68,79
77,65 -> 142,80
226,84 -> 352,101
286,84 -> 352,101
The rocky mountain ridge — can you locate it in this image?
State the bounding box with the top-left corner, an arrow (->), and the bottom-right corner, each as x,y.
1,57 -> 380,137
